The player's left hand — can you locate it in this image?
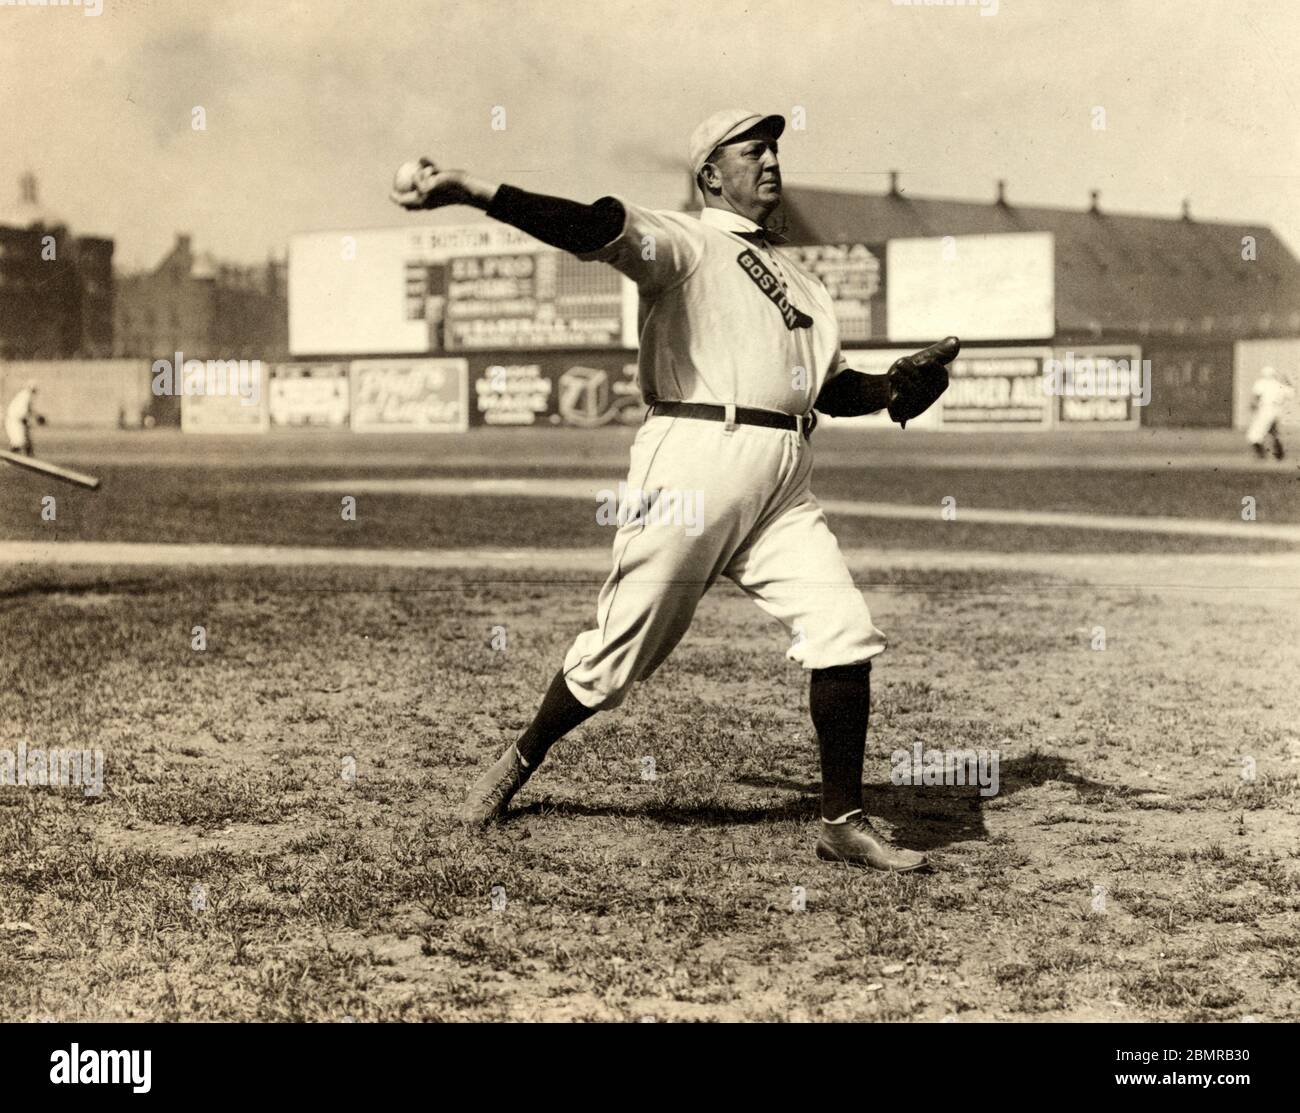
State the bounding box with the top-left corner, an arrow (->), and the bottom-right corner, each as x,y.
886,336 -> 960,427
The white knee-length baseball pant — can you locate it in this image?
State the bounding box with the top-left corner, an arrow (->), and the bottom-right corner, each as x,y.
562,413 -> 886,709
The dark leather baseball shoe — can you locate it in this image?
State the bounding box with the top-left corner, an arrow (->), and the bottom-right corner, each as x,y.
459,743 -> 533,825
816,811 -> 930,872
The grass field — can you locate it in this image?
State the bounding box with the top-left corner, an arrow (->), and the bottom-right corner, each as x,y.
1,427 -> 1297,1021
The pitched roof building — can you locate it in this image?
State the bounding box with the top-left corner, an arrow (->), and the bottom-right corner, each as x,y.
781,181 -> 1300,343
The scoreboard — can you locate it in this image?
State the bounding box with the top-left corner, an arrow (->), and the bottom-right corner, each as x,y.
444,251 -> 627,350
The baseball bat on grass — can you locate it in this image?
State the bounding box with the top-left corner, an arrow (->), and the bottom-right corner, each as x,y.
0,449 -> 101,490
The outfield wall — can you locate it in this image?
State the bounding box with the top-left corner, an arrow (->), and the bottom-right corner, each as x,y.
1138,342 -> 1235,428
0,360 -> 153,428
6,346 -> 1292,435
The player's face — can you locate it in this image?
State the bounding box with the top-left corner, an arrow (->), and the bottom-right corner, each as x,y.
713,137 -> 782,217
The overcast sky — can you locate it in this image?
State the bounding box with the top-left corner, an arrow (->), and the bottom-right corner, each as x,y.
3,0 -> 1297,270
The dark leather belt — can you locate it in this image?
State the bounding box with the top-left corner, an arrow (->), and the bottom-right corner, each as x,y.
650,401 -> 816,438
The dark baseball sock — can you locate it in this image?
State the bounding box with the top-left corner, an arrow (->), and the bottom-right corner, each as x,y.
809,662 -> 872,822
514,668 -> 598,767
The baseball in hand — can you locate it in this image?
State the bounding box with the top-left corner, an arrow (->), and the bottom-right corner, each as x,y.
393,157 -> 437,193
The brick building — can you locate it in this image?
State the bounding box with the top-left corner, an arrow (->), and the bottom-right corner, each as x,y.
114,233 -> 288,363
0,173 -> 114,360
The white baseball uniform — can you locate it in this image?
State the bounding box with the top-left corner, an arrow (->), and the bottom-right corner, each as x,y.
1246,373 -> 1294,445
5,387 -> 36,452
561,199 -> 884,709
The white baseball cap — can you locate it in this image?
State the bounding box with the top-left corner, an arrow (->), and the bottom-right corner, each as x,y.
689,109 -> 785,177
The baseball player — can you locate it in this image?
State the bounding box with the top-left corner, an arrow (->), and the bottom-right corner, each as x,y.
392,109 -> 956,871
1246,366 -> 1294,461
5,381 -> 41,457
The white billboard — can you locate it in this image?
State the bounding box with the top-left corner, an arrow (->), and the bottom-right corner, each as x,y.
179,361 -> 269,434
268,363 -> 350,427
887,232 -> 1054,342
289,223 -> 542,357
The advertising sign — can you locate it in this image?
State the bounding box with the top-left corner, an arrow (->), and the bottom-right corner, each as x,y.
179,361 -> 268,434
473,359 -> 555,426
349,358 -> 468,433
1049,345 -> 1144,428
468,353 -> 643,427
268,363 -> 350,427
939,347 -> 1054,428
778,244 -> 886,342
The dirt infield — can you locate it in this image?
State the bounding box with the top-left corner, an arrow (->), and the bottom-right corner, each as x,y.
1,555 -> 1297,1021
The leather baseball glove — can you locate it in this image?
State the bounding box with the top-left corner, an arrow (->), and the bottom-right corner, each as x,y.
887,336 -> 960,427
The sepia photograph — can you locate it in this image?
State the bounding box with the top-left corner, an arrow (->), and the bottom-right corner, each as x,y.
1,0 -> 1296,1079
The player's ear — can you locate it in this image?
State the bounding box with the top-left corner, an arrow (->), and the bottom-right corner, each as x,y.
699,160 -> 722,196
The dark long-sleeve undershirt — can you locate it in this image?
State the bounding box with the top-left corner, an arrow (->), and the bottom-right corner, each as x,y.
814,369 -> 891,417
486,184 -> 625,255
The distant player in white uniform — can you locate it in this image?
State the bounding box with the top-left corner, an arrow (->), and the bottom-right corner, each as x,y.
5,381 -> 40,457
392,110 -> 956,871
1246,366 -> 1293,460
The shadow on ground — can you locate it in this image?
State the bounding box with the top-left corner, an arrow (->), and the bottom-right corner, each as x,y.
509,753 -> 1148,851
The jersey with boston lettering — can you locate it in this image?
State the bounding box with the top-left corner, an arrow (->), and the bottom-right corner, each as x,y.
577,198 -> 846,414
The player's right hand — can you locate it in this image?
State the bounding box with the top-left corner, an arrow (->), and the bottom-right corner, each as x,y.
389,165 -> 470,211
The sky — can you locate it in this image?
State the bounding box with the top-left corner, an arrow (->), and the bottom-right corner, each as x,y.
2,0 -> 1298,271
